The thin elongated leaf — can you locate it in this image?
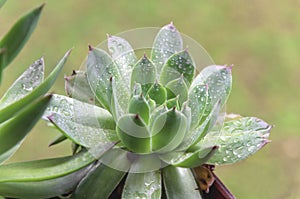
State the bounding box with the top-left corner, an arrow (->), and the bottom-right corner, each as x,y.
188,84 -> 208,130
44,94 -> 117,148
0,0 -> 6,8
151,22 -> 183,76
0,152 -> 91,183
191,65 -> 232,120
159,146 -> 217,168
122,170 -> 161,199
163,166 -> 202,199
205,117 -> 272,165
0,95 -> 52,163
160,50 -> 195,86
0,49 -> 71,123
0,57 -> 44,109
130,55 -> 156,94
65,70 -> 96,105
0,4 -> 44,71
108,35 -> 137,91
74,162 -> 127,198
86,46 -> 119,110
0,166 -> 90,199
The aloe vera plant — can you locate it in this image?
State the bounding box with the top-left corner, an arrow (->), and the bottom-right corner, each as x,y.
0,21 -> 272,199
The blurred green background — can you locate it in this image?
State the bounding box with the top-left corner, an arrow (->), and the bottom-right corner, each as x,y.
0,0 -> 299,198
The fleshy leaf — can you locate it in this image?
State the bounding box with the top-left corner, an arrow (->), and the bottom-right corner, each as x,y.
163,166 -> 201,199
74,162 -> 126,199
86,46 -> 119,110
44,94 -> 117,148
0,166 -> 90,199
65,70 -> 96,105
178,100 -> 221,151
0,149 -> 111,198
116,114 -> 151,154
188,84 -> 208,130
0,150 -> 95,182
130,55 -> 156,94
0,95 -> 51,164
191,65 -> 232,120
159,146 -> 217,168
151,22 -> 183,76
122,170 -> 161,199
147,81 -> 167,105
128,94 -> 150,124
151,108 -> 187,153
108,35 -> 137,91
203,117 -> 272,165
0,49 -> 71,123
0,57 -> 44,109
0,4 -> 43,72
129,153 -> 162,173
165,75 -> 189,107
160,50 -> 195,86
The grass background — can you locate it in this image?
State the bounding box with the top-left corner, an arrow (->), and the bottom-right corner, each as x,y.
0,0 -> 299,198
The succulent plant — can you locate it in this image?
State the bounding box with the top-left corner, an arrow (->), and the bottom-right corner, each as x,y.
0,22 -> 272,199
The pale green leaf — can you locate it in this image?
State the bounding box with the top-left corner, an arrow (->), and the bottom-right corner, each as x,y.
44,94 -> 117,148
0,49 -> 71,123
160,50 -> 195,86
205,117 -> 272,165
163,166 -> 202,199
0,95 -> 51,163
151,22 -> 183,76
0,57 -> 44,109
122,170 -> 161,199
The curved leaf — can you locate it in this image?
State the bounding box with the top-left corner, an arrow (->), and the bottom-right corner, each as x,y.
86,46 -> 118,110
117,114 -> 151,154
130,55 -> 156,94
108,35 -> 137,91
191,65 -> 232,120
159,146 -> 217,168
151,108 -> 187,153
65,70 -> 96,105
0,166 -> 90,199
74,159 -> 127,199
163,166 -> 202,199
122,170 -> 161,199
0,95 -> 52,163
0,4 -> 44,71
0,151 -> 95,183
177,100 -> 221,151
160,50 -> 195,86
0,57 -> 44,109
147,81 -> 167,105
188,84 -> 208,130
44,94 -> 117,148
165,76 -> 189,107
205,117 -> 272,165
151,22 -> 183,76
0,49 -> 71,123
